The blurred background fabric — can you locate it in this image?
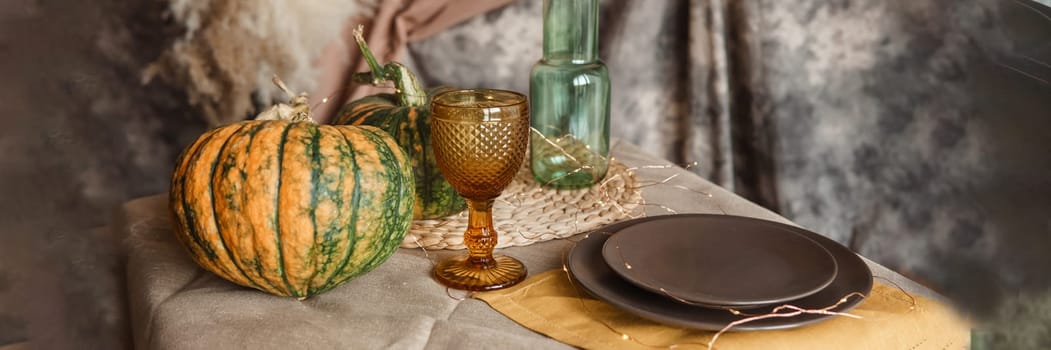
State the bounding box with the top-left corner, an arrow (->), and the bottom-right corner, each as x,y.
407,0 -> 1051,317
1,0 -> 1049,348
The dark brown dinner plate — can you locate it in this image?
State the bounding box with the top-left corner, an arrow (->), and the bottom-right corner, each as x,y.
601,215 -> 837,308
567,214 -> 873,331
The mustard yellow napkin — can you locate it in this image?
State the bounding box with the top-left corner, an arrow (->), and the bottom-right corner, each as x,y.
475,270 -> 970,349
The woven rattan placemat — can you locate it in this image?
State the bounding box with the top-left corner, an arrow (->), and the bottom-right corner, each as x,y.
404,160 -> 642,250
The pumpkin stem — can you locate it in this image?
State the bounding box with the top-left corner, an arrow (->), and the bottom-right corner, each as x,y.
254,76 -> 316,123
352,24 -> 428,107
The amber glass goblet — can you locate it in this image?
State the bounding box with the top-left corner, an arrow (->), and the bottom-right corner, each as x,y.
430,89 -> 530,291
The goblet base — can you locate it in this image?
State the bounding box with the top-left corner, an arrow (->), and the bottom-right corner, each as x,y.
433,255 -> 527,291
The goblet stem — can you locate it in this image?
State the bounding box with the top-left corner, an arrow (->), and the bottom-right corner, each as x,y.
432,197 -> 527,291
465,199 -> 498,267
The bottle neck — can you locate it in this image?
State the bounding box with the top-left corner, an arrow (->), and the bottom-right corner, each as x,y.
542,0 -> 600,64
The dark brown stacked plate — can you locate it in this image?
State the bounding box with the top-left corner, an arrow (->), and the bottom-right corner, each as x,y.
566,214 -> 873,331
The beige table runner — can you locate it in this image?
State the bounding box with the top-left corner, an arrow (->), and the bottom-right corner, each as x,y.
477,270 -> 970,350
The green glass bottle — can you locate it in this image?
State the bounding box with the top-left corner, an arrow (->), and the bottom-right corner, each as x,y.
529,0 -> 611,189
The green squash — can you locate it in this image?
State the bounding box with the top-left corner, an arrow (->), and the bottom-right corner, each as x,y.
333,25 -> 466,220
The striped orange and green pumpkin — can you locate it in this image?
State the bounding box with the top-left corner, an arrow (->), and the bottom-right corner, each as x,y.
333,25 -> 466,219
169,106 -> 415,298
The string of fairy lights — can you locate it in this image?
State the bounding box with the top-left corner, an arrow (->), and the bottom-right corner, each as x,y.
323,78 -> 921,348
407,136 -> 919,349
227,78 -> 924,348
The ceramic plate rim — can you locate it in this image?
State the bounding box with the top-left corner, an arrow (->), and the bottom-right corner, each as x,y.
566,214 -> 873,331
600,217 -> 838,307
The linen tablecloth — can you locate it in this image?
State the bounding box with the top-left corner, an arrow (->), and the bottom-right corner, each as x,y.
120,141 -> 938,349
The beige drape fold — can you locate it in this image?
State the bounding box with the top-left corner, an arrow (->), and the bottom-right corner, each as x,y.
310,0 -> 517,123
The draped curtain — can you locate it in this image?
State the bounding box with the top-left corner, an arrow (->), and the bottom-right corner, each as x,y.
406,0 -> 1051,315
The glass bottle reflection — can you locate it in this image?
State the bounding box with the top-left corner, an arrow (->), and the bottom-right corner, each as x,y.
530,0 -> 611,189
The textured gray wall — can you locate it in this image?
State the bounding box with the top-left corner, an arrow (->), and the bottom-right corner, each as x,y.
1,0 -> 204,347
